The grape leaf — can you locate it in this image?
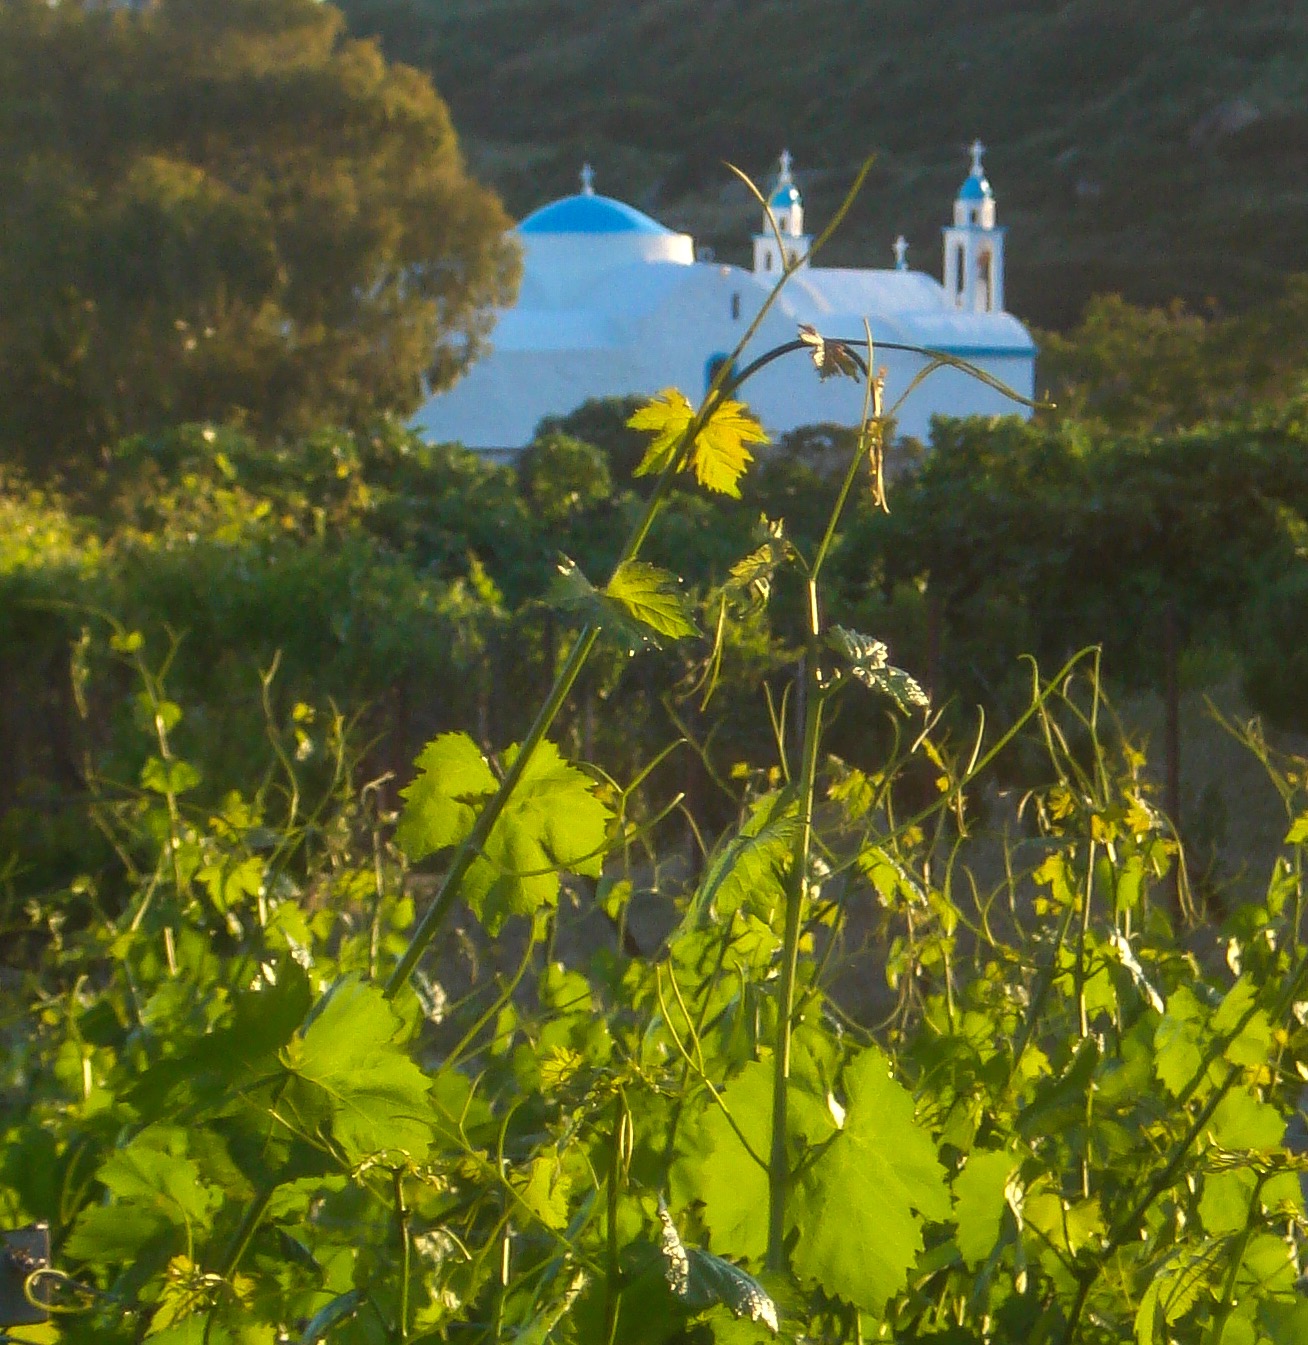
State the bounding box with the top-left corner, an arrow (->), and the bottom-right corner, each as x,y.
141,756 -> 202,796
792,1047 -> 950,1313
1208,1087 -> 1285,1151
606,561 -> 700,642
953,1148 -> 1018,1268
396,735 -> 611,933
462,739 -> 612,933
673,1057 -> 838,1263
657,1202 -> 779,1333
687,789 -> 798,924
1199,1168 -> 1256,1237
1135,1278 -> 1163,1345
725,518 -> 793,610
512,1155 -> 572,1231
688,399 -> 768,497
628,388 -> 767,497
671,1062 -> 771,1262
1237,1232 -> 1297,1295
629,388 -> 696,477
395,732 -> 496,862
1154,986 -> 1207,1096
826,627 -> 929,714
1211,976 -> 1274,1066
64,1130 -> 221,1264
279,976 -> 433,1163
130,959 -> 312,1121
550,556 -> 658,652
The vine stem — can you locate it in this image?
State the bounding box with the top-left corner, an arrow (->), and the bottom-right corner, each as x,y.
602,1092 -> 629,1345
767,645 -> 823,1271
767,377 -> 882,1271
393,1169 -> 411,1343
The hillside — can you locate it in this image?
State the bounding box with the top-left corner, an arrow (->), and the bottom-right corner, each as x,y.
339,0 -> 1308,328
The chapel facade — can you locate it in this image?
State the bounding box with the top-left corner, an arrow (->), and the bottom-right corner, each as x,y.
412,145 -> 1036,452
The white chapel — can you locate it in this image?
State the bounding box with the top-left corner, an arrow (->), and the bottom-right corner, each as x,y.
412,144 -> 1036,451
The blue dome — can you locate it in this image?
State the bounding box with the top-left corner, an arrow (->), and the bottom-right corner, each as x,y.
770,183 -> 801,208
517,194 -> 672,236
958,173 -> 993,202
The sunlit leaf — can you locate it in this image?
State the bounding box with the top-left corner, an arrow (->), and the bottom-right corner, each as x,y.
628,388 -> 767,497
629,388 -> 696,478
141,756 -> 202,796
64,1131 -> 221,1265
953,1148 -> 1018,1268
395,732 -> 496,862
792,1047 -> 950,1313
687,789 -> 798,925
606,561 -> 699,642
462,739 -> 613,933
279,976 -> 433,1162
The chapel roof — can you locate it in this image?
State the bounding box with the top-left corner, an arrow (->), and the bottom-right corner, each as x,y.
517,193 -> 673,236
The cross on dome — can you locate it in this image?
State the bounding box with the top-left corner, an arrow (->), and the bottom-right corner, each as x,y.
893,235 -> 909,270
969,139 -> 986,177
579,163 -> 595,196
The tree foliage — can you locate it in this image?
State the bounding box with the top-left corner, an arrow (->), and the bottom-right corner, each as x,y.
0,0 -> 518,469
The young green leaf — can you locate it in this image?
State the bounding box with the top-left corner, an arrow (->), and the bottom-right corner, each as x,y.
1208,1087 -> 1285,1151
395,732 -> 496,862
792,1047 -> 951,1314
551,556 -> 695,650
672,1062 -> 772,1262
686,790 -> 798,925
512,1155 -> 572,1231
64,1130 -> 222,1265
606,561 -> 700,642
462,739 -> 613,933
629,388 -> 696,478
141,756 -> 202,796
689,399 -> 768,497
672,1060 -> 831,1264
628,388 -> 767,497
725,518 -> 794,610
279,976 -> 433,1162
953,1148 -> 1019,1269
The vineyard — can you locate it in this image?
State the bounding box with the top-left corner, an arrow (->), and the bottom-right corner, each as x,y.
5,3 -> 1308,1342
5,293 -> 1308,1345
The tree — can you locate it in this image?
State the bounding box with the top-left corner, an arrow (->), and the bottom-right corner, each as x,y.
0,0 -> 519,472
1037,284 -> 1308,435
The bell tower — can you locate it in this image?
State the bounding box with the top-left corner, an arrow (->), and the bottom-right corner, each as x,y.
942,140 -> 1006,313
753,150 -> 812,275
